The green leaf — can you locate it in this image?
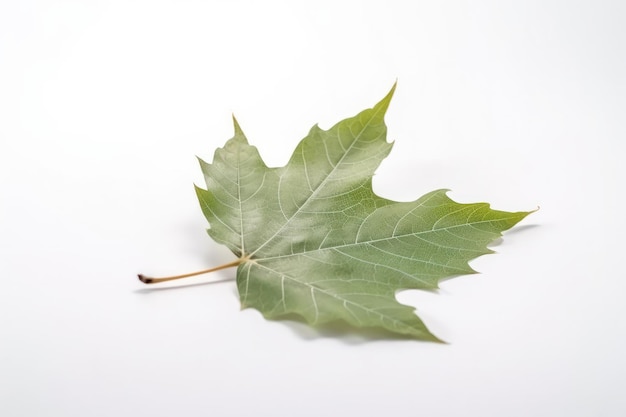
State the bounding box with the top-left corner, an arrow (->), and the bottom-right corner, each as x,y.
195,84 -> 531,341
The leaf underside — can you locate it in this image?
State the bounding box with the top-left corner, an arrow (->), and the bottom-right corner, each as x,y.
196,84 -> 531,341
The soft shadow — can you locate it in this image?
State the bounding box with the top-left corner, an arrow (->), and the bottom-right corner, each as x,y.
487,224 -> 539,248
488,237 -> 503,248
133,277 -> 235,293
273,315 -> 443,345
505,224 -> 540,236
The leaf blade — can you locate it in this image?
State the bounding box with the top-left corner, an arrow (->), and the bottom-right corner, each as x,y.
197,84 -> 532,341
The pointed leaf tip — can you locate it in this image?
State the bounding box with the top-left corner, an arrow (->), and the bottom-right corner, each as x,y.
229,114 -> 250,144
373,82 -> 397,116
231,114 -> 244,135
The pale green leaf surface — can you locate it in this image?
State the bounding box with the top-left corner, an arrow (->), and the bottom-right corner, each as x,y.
196,85 -> 531,341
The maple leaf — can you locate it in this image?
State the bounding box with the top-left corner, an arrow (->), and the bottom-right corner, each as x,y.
140,84 -> 532,342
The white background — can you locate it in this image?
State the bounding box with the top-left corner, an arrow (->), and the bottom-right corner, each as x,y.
1,1 -> 625,416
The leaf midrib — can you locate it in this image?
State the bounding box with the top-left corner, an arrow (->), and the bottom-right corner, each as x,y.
247,261 -> 430,337
247,107 -> 386,258
236,143 -> 245,254
254,211 -> 519,262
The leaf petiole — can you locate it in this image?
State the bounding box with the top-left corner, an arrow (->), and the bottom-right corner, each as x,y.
138,259 -> 243,284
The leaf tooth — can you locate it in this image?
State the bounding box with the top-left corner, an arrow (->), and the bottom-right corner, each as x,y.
231,114 -> 248,142
371,81 -> 397,121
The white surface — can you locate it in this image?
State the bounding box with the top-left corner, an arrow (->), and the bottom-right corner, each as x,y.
1,1 -> 625,416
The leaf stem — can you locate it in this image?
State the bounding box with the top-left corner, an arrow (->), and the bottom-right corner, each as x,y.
138,259 -> 243,284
